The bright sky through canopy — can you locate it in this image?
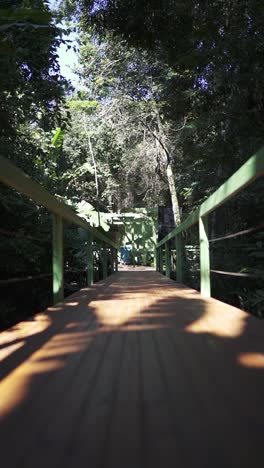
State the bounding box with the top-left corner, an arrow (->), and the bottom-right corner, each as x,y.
48,0 -> 79,86
57,30 -> 79,85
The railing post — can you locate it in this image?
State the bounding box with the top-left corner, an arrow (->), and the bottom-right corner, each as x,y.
86,231 -> 93,287
176,233 -> 183,283
153,248 -> 156,270
110,247 -> 114,274
160,248 -> 163,274
165,241 -> 171,278
199,215 -> 211,296
102,242 -> 108,279
156,248 -> 159,272
52,214 -> 64,304
115,248 -> 118,272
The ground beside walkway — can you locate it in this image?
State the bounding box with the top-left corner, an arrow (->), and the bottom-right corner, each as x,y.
0,269 -> 264,468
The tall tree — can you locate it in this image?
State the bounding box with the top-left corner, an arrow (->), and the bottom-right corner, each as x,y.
75,30 -> 183,221
70,0 -> 264,206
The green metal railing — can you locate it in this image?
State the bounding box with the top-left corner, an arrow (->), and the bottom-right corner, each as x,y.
0,156 -> 119,304
156,146 -> 264,297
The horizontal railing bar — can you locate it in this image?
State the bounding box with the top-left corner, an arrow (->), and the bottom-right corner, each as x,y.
0,273 -> 52,284
210,269 -> 261,279
209,222 -> 264,243
0,156 -> 118,248
65,269 -> 87,273
0,268 -> 109,285
0,227 -> 52,243
157,146 -> 264,247
199,147 -> 264,217
157,210 -> 199,246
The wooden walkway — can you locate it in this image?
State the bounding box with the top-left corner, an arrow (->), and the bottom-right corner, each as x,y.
0,268 -> 264,468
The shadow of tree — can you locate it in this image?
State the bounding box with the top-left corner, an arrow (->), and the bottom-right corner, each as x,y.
0,270 -> 263,468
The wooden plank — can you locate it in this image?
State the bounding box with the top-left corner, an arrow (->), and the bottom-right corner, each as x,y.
0,301 -> 94,465
139,329 -> 184,468
21,327 -> 113,468
103,331 -> 141,468
61,333 -> 125,467
173,302 -> 264,467
1,270 -> 264,468
153,327 -> 212,467
0,278 -> 116,465
138,292 -> 185,468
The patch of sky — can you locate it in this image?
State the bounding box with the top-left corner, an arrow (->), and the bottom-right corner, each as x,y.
91,0 -> 110,14
195,77 -> 208,90
58,27 -> 80,86
47,0 -> 79,87
47,0 -> 61,10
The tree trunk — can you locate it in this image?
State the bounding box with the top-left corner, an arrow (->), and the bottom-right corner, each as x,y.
153,104 -> 181,226
87,135 -> 101,227
166,160 -> 181,226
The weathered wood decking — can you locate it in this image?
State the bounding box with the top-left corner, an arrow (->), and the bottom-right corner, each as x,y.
0,268 -> 264,468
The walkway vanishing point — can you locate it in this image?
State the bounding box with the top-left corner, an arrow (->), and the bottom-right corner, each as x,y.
0,267 -> 264,468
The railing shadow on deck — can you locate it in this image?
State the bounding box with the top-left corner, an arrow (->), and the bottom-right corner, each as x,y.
0,271 -> 263,468
0,275 -> 116,382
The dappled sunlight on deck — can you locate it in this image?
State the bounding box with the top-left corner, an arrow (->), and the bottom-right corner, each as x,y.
0,340 -> 25,361
0,326 -> 94,419
0,270 -> 264,468
238,352 -> 264,368
0,313 -> 52,362
0,313 -> 52,346
185,300 -> 247,338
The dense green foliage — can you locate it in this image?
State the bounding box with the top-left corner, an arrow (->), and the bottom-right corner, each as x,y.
74,0 -> 264,314
0,1 -> 70,164
65,32 -> 176,211
0,0 -> 71,327
76,0 -> 264,194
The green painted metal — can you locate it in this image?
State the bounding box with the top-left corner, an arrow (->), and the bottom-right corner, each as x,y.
176,233 -> 183,283
157,248 -> 160,272
0,155 -> 118,248
157,146 -> 264,248
199,216 -> 211,296
159,248 -> 163,274
109,247 -> 114,274
102,243 -> 108,279
115,248 -> 119,272
153,248 -> 157,270
156,248 -> 159,272
86,232 -> 93,287
165,242 -> 171,278
2,144 -> 264,300
52,214 -> 64,304
115,208 -> 157,266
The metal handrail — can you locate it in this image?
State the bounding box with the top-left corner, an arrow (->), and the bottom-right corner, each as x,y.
0,156 -> 119,303
156,146 -> 264,296
0,156 -> 118,247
